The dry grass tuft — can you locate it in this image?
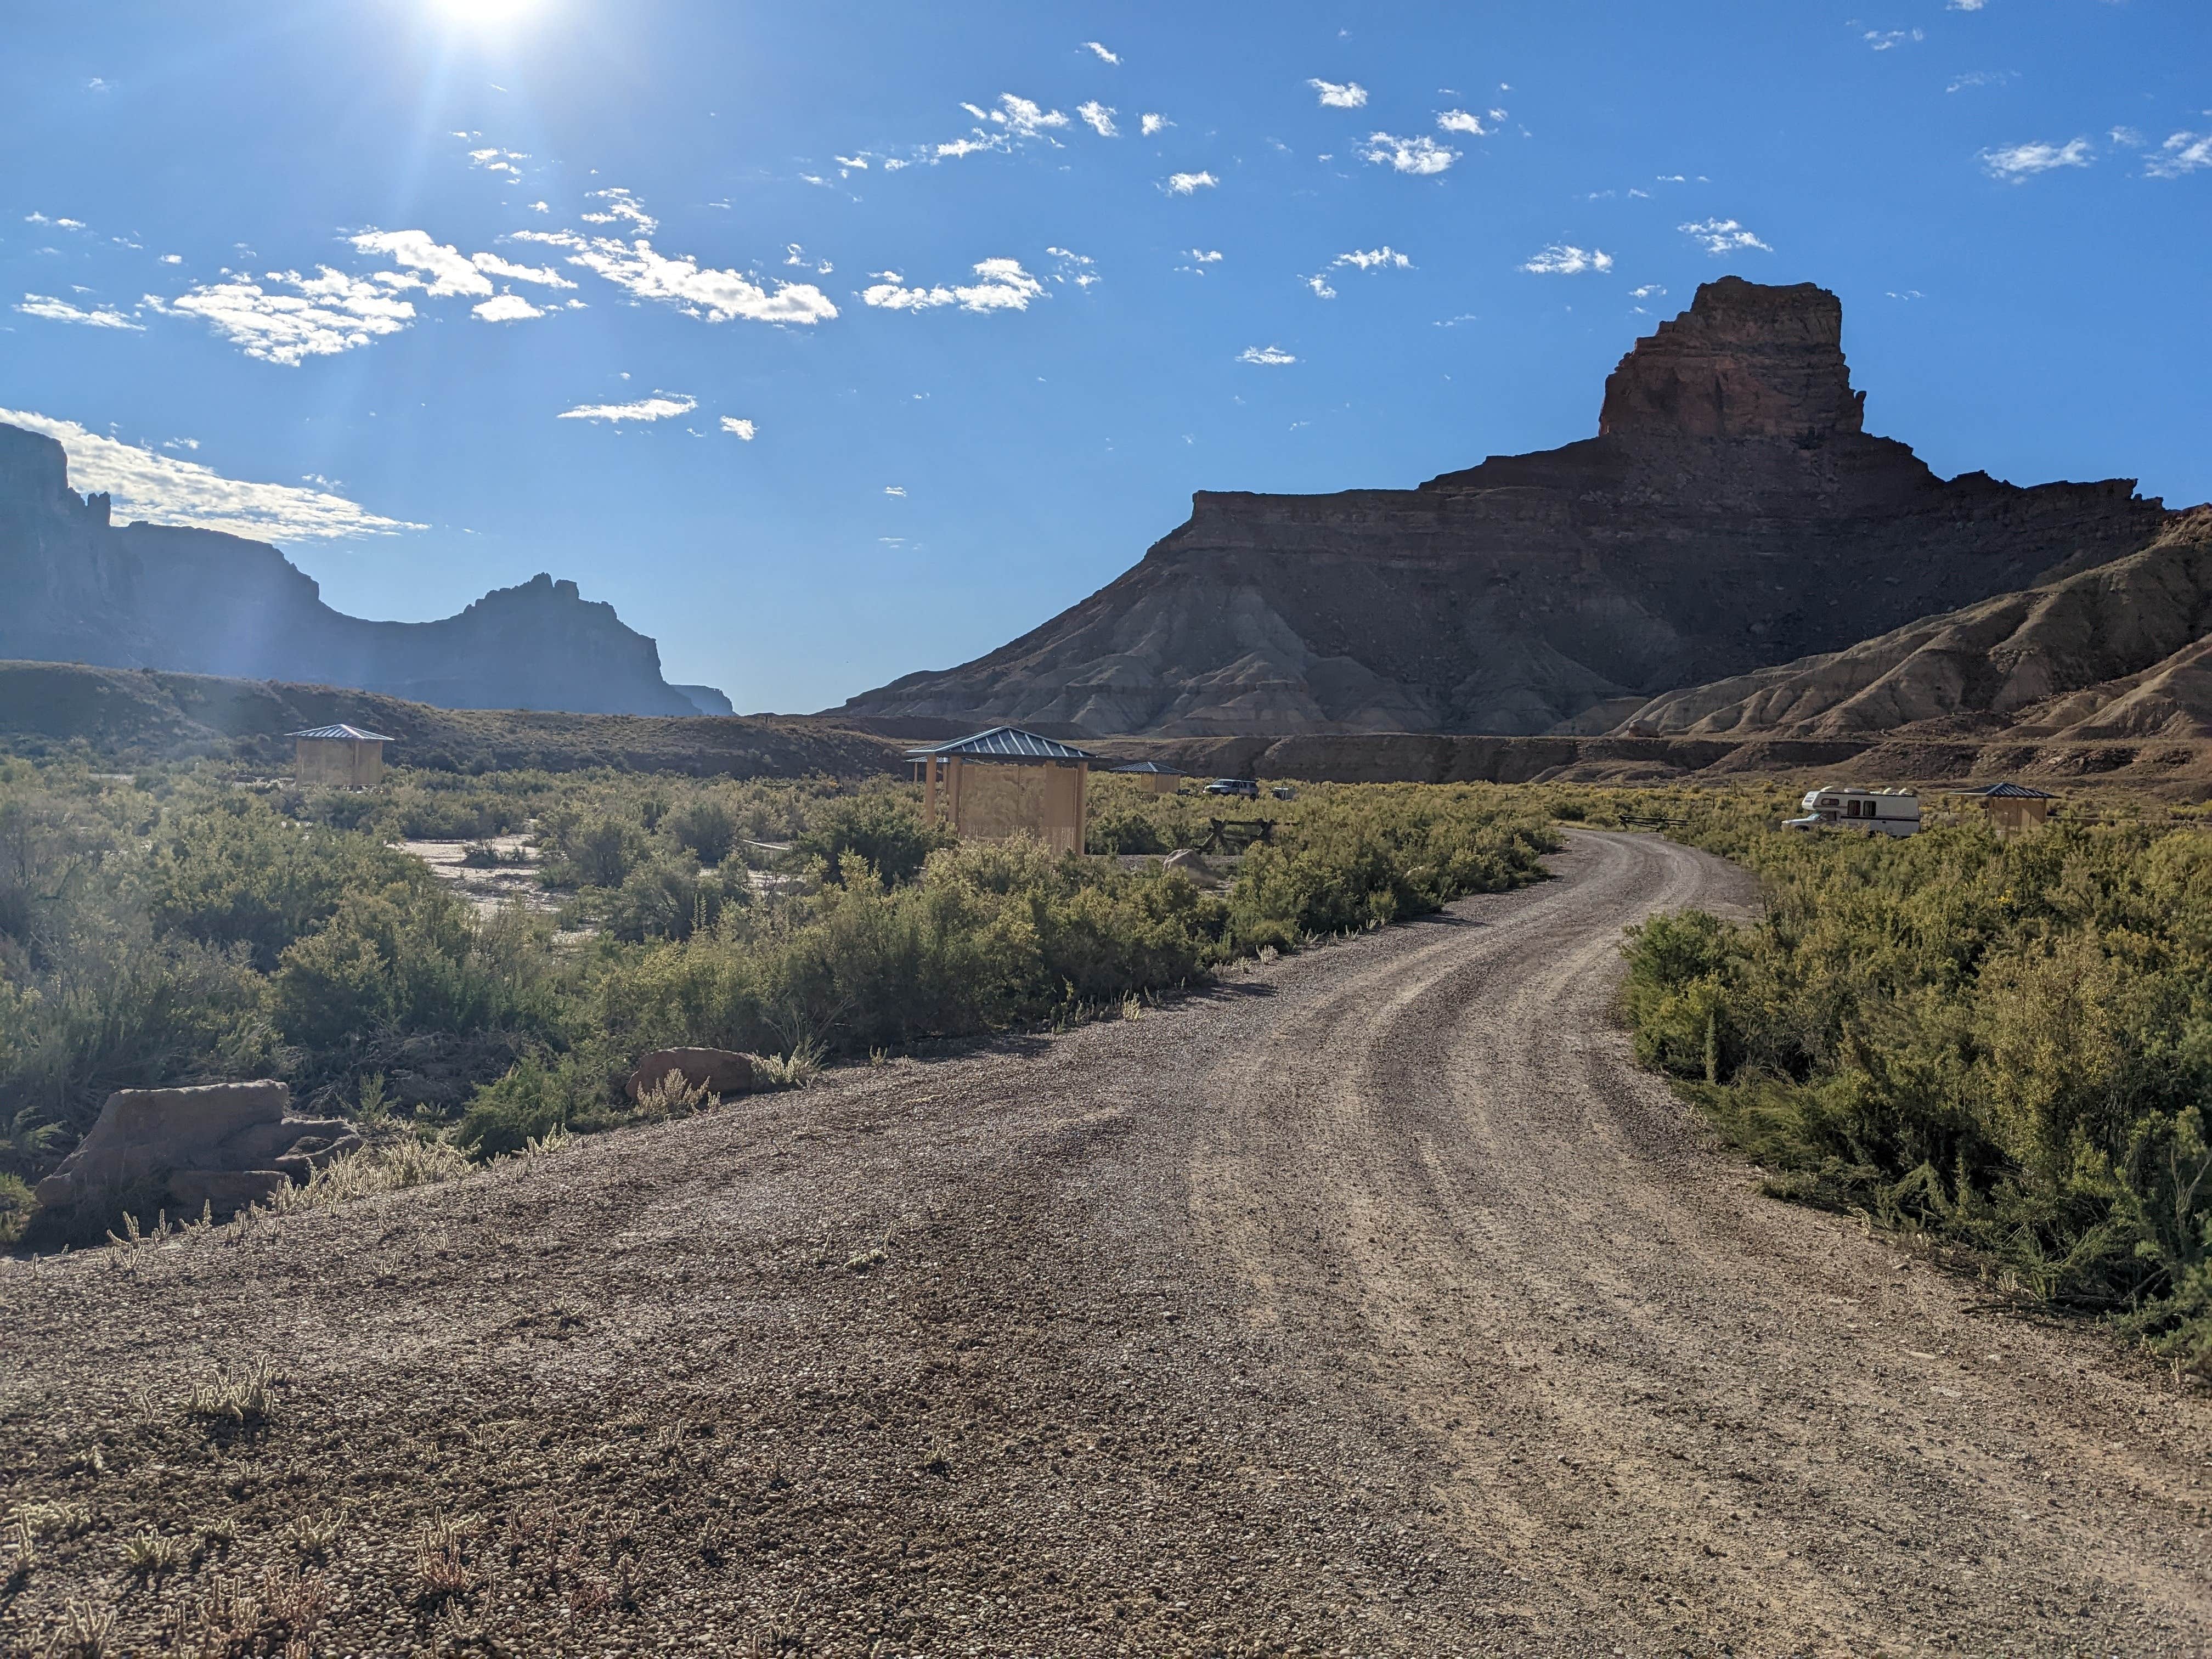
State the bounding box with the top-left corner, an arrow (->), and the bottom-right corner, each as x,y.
40,1600 -> 115,1659
284,1509 -> 343,1559
182,1357 -> 279,1426
120,1527 -> 184,1577
264,1138 -> 471,1214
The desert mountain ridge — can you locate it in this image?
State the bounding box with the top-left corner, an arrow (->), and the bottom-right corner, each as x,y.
1604,507 -> 2212,744
0,421 -> 723,718
833,277 -> 2171,738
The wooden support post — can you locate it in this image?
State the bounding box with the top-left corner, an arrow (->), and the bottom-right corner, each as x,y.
923,754 -> 938,825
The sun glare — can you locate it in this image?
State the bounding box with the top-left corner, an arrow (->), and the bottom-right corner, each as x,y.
433,0 -> 539,27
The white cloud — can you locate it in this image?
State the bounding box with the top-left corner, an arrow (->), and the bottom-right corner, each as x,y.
467,147 -> 529,175
1629,283 -> 1667,299
1306,274 -> 1336,298
1165,171 -> 1217,194
1308,78 -> 1368,109
1187,248 -> 1223,262
520,217 -> 839,325
1678,217 -> 1773,254
470,250 -> 575,287
929,93 -> 1071,162
1237,345 -> 1295,365
162,437 -> 199,451
1362,132 -> 1458,175
1520,244 -> 1613,275
578,187 -> 658,232
1140,112 -> 1170,137
157,252 -> 183,264
1077,101 -> 1118,138
1979,138 -> 2092,180
1436,109 -> 1489,136
720,416 -> 757,440
1082,41 -> 1119,64
351,229 -> 494,297
861,257 -> 1046,313
527,200 -> 550,213
991,94 -> 1068,139
1864,28 -> 1924,49
147,268 -> 417,364
1045,246 -> 1098,287
2144,131 -> 2212,178
557,394 -> 696,423
0,407 -> 422,540
1334,246 -> 1412,270
884,485 -> 906,496
16,294 -> 143,329
472,293 -> 545,321
86,77 -> 111,92
2109,126 -> 2145,147
1950,0 -> 1986,9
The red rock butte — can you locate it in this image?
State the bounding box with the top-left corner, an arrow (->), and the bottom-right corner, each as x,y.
839,278 -> 2169,738
1598,276 -> 1866,441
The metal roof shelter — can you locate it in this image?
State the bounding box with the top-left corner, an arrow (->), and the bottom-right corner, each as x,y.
906,726 -> 1096,854
904,726 -> 1098,763
1945,781 -> 2057,836
286,724 -> 393,788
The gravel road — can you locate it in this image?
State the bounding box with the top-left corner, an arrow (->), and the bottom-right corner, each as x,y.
3,830 -> 2208,1657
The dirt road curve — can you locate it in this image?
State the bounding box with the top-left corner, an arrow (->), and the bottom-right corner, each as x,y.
4,831 -> 2209,1657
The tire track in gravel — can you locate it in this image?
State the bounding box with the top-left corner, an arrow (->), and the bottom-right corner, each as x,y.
1187,830 -> 2212,1655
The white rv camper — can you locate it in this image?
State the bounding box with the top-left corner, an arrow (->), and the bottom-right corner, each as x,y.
1784,786 -> 1921,838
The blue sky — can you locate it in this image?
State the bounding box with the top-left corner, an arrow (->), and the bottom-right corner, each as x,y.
4,1 -> 2207,713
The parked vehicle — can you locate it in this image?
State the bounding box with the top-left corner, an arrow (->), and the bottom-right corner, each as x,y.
1204,778 -> 1260,799
1271,786 -> 1297,800
1784,786 -> 1921,838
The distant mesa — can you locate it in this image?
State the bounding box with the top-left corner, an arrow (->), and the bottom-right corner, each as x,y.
834,276 -> 2171,737
0,421 -> 714,718
673,683 -> 737,716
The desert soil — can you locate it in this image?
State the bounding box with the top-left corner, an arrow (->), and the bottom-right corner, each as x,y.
3,830 -> 2209,1658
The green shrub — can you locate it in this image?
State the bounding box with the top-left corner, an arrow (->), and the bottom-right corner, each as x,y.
455,1055 -> 576,1158
666,798 -> 739,867
1622,810 -> 2212,1368
0,1171 -> 33,1243
793,794 -> 953,885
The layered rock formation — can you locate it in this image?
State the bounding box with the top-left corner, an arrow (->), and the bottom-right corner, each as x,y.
837,278 -> 2169,736
31,1081 -> 358,1221
1609,508 -> 2212,742
0,421 -> 715,716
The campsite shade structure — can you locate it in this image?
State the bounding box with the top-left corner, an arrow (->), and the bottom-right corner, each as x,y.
286,724 -> 394,788
906,726 -> 1098,855
1945,781 -> 2058,836
1107,759 -> 1189,794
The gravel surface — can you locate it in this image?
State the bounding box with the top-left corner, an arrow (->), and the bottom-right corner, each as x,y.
2,830 -> 2208,1657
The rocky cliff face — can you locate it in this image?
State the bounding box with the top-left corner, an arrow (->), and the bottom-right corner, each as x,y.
0,422 -> 708,716
1607,507 -> 2212,743
837,278 -> 2170,736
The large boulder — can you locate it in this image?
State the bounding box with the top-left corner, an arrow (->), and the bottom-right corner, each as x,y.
625,1048 -> 757,1103
32,1082 -> 362,1218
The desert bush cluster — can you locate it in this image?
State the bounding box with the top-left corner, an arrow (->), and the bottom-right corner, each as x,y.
1621,797 -> 2212,1372
0,756 -> 1554,1229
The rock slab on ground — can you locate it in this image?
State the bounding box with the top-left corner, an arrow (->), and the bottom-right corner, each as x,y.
31,1081 -> 360,1216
